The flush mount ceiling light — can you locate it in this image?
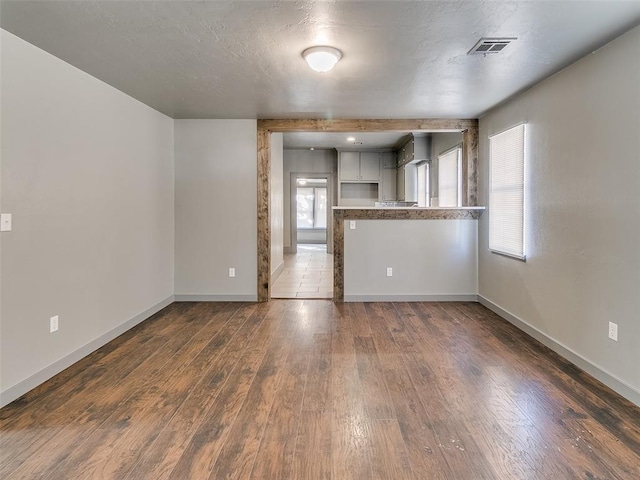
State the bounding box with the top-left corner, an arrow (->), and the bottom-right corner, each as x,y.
302,46 -> 342,72
347,136 -> 356,142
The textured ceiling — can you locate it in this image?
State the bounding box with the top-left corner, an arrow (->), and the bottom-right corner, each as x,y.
2,1 -> 639,119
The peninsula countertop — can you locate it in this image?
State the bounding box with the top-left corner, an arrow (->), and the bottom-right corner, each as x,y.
332,206 -> 485,220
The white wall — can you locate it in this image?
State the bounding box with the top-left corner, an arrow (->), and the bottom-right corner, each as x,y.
0,30 -> 175,406
478,26 -> 640,405
344,219 -> 478,301
270,133 -> 284,277
174,119 -> 257,300
283,148 -> 337,249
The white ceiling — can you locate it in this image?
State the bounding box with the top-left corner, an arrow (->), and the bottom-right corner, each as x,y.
2,1 -> 639,120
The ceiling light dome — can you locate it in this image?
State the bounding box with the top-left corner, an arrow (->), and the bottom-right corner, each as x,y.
302,46 -> 342,72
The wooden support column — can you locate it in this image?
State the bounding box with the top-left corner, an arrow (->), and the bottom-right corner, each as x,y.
332,209 -> 345,301
462,124 -> 479,206
256,118 -> 479,302
257,126 -> 270,302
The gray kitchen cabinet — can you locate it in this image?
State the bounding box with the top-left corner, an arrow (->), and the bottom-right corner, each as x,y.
339,151 -> 361,180
397,146 -> 406,167
397,164 -> 406,201
405,140 -> 414,163
381,152 -> 397,201
381,166 -> 397,201
339,151 -> 380,181
398,134 -> 431,166
359,152 -> 381,181
397,163 -> 418,202
381,151 -> 396,169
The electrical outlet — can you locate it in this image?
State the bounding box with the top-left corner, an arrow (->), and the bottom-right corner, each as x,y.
386,267 -> 393,277
50,315 -> 59,333
0,213 -> 12,232
349,220 -> 356,230
229,267 -> 236,278
608,322 -> 618,341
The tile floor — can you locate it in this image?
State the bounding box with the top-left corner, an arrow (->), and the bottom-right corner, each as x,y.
271,244 -> 333,299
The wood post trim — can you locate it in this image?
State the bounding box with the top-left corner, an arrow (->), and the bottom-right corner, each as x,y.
257,118 -> 479,302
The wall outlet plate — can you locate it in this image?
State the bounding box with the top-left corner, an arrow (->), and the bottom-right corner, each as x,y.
0,213 -> 12,232
386,267 -> 393,277
229,267 -> 236,278
608,322 -> 618,341
349,220 -> 356,230
50,315 -> 59,333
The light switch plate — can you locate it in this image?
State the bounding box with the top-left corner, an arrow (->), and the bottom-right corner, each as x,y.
229,267 -> 236,278
349,220 -> 356,230
0,213 -> 12,232
386,267 -> 393,277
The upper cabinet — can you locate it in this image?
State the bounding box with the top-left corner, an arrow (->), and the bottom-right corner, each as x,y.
397,134 -> 431,166
359,152 -> 381,181
381,152 -> 397,201
339,151 -> 361,180
339,151 -> 380,182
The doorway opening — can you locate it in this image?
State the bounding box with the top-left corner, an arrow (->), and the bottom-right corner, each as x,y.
272,174 -> 333,299
256,119 -> 479,302
295,177 -> 328,246
288,173 -> 334,255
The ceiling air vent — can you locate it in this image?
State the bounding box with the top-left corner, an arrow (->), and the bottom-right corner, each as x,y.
468,37 -> 517,55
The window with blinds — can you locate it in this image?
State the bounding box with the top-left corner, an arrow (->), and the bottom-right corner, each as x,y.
417,162 -> 430,207
438,147 -> 462,207
489,124 -> 526,260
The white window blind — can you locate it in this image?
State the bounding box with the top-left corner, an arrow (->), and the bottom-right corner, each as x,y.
489,124 -> 526,260
438,147 -> 462,207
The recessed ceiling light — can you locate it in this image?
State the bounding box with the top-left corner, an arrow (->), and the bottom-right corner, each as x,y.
302,46 -> 342,72
309,147 -> 315,150
347,136 -> 356,142
298,179 -> 307,185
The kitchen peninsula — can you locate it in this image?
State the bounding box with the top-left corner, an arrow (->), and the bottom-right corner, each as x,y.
333,206 -> 484,301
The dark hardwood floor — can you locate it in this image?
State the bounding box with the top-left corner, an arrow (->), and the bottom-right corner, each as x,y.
1,300 -> 639,479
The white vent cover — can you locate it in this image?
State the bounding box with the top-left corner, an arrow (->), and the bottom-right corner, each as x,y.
468,37 -> 517,55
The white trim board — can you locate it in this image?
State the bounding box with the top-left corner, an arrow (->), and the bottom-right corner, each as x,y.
344,294 -> 478,302
174,294 -> 258,302
0,295 -> 174,408
479,295 -> 640,408
271,261 -> 285,283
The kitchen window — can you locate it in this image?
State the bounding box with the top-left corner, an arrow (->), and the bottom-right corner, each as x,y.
296,185 -> 327,229
489,123 -> 526,260
438,146 -> 462,207
416,162 -> 430,207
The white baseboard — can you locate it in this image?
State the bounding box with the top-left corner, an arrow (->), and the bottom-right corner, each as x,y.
343,294 -> 478,302
478,295 -> 640,408
271,261 -> 285,282
0,295 -> 174,408
174,294 -> 257,302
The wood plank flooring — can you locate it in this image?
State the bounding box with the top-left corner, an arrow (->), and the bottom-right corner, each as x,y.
1,300 -> 639,479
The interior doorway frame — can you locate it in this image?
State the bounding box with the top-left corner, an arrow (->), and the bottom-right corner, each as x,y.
289,172 -> 335,255
257,119 -> 479,302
